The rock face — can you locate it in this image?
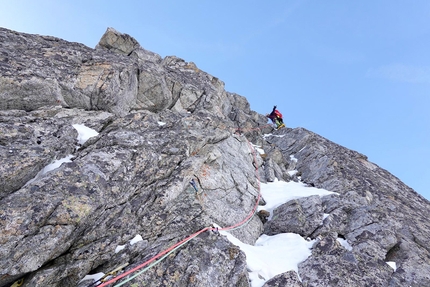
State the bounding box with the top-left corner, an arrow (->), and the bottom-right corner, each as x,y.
0,27 -> 430,287
263,195 -> 323,237
264,128 -> 430,286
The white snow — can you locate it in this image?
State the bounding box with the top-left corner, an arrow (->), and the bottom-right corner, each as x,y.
290,155 -> 298,162
252,144 -> 265,155
43,155 -> 74,173
288,170 -> 298,176
114,235 -> 143,254
263,133 -> 285,139
25,155 -> 74,185
27,123 -> 98,185
258,180 -> 337,217
337,238 -> 353,251
72,124 -> 99,145
79,272 -> 105,284
219,180 -> 338,287
130,234 -> 143,245
386,261 -> 397,271
115,244 -> 126,253
220,230 -> 314,287
158,121 -> 166,126
54,124 -> 377,286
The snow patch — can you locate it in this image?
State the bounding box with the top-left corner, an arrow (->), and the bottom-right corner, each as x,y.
218,180 -> 337,287
386,261 -> 397,271
263,133 -> 285,139
288,170 -> 298,176
337,238 -> 353,251
25,155 -> 74,185
252,143 -> 265,155
258,180 -> 337,217
220,229 -> 314,287
115,244 -> 126,253
79,272 -> 105,284
72,124 -> 99,145
130,234 -> 143,245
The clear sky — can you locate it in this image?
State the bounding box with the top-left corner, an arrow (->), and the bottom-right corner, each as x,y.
1,1 -> 429,200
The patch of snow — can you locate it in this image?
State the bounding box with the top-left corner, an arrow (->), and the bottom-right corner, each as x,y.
220,229 -> 314,287
79,272 -> 105,284
130,234 -> 143,245
43,155 -> 74,173
290,155 -> 298,162
25,155 -> 74,185
386,261 -> 397,271
158,121 -> 166,126
217,180 -> 337,287
115,244 -> 126,253
72,124 -> 99,145
288,170 -> 298,176
252,144 -> 265,155
337,238 -> 353,251
319,213 -> 330,226
263,133 -> 285,139
258,180 -> 337,218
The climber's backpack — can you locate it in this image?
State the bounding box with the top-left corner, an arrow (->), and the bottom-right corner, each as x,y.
274,110 -> 282,118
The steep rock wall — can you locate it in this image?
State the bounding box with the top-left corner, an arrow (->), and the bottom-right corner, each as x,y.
1,27 -> 430,287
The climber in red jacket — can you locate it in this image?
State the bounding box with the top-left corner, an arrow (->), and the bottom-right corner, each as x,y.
266,106 -> 284,129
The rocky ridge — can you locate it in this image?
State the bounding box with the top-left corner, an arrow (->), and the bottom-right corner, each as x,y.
0,27 -> 429,287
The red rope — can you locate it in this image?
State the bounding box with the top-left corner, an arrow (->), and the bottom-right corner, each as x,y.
96,131 -> 263,287
97,227 -> 210,287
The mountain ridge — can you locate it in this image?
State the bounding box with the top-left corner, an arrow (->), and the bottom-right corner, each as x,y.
0,27 -> 429,287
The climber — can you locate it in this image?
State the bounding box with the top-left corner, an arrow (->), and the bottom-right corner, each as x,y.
266,106 -> 284,129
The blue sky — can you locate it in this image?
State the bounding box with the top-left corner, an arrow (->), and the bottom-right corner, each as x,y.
1,1 -> 429,200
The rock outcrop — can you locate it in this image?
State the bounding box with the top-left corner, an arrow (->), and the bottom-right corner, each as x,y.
1,27 -> 430,287
264,128 -> 430,286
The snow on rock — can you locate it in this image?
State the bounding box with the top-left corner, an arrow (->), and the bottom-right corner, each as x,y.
220,180 -> 337,287
130,234 -> 143,245
79,272 -> 105,284
115,244 -> 126,254
251,143 -> 265,155
386,261 -> 397,271
25,155 -> 74,185
337,238 -> 353,251
258,179 -> 337,216
220,230 -> 314,287
72,124 -> 99,145
288,170 -> 298,176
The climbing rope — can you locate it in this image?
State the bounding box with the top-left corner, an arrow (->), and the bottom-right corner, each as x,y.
92,125 -> 269,287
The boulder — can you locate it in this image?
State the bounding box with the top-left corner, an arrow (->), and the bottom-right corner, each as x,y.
96,27 -> 140,55
263,195 -> 323,237
262,270 -> 303,287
